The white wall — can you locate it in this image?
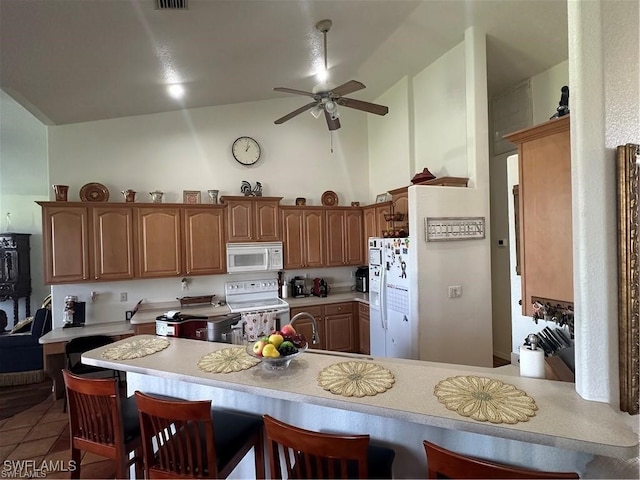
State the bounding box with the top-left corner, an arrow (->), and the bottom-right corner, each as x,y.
568,0 -> 639,403
48,97 -> 369,206
0,91 -> 49,323
531,60 -> 569,125
404,29 -> 492,368
368,76 -> 412,199
411,185 -> 493,367
413,42 -> 468,179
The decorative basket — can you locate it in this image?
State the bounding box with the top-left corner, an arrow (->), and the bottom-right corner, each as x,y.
384,213 -> 405,222
177,295 -> 215,307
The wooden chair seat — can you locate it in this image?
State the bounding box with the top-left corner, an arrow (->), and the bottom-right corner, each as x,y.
423,440 -> 579,479
135,391 -> 265,479
263,414 -> 395,479
62,369 -> 142,479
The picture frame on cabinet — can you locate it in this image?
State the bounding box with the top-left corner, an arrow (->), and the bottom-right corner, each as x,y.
183,190 -> 201,204
616,143 -> 639,415
376,193 -> 391,204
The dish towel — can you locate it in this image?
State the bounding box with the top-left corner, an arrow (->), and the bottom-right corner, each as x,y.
242,311 -> 277,342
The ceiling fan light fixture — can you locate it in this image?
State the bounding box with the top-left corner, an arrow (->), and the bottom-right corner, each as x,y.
167,84 -> 185,99
324,99 -> 338,114
310,104 -> 323,119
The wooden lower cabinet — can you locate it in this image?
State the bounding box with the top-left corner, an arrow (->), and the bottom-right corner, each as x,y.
134,323 -> 157,335
290,302 -> 356,353
358,302 -> 370,355
324,302 -> 354,352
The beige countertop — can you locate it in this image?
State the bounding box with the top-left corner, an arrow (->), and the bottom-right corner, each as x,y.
83,335 -> 638,460
285,291 -> 368,308
129,301 -> 232,325
39,321 -> 135,344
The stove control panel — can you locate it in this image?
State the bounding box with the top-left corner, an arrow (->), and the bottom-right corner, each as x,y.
225,278 -> 279,296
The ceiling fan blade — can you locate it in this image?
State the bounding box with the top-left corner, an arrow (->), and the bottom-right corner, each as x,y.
338,97 -> 389,116
330,80 -> 366,97
324,110 -> 341,131
274,102 -> 318,124
274,87 -> 317,99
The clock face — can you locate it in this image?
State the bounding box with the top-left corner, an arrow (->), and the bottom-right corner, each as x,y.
232,136 -> 261,166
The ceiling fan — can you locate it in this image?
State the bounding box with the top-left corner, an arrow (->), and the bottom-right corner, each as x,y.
273,19 -> 389,131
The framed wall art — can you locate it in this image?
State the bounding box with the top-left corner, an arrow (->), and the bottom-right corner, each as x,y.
183,190 -> 201,204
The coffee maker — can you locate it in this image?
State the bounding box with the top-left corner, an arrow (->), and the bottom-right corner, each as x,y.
62,295 -> 86,328
355,266 -> 369,293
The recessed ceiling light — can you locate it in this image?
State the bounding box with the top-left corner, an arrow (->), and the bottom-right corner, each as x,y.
167,84 -> 185,99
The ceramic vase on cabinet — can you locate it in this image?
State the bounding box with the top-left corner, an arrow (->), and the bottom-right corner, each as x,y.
149,190 -> 163,203
53,185 -> 69,202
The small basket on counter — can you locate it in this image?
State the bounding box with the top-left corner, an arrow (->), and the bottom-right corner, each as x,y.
177,295 -> 215,308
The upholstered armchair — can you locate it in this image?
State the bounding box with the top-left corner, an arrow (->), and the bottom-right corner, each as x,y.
0,308 -> 52,374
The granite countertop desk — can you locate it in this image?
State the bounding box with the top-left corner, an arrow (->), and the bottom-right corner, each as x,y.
82,335 -> 638,478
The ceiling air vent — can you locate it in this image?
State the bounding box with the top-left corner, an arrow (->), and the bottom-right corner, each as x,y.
156,0 -> 188,9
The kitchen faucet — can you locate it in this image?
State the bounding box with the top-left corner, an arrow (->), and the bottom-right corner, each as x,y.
290,312 -> 320,345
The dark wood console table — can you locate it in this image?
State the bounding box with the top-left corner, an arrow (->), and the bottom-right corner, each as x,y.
0,233 -> 32,326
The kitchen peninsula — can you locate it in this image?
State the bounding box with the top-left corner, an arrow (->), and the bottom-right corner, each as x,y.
83,335 -> 638,479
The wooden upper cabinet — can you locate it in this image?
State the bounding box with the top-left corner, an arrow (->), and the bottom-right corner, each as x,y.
222,196 -> 282,242
325,208 -> 364,267
362,202 -> 392,260
281,207 -> 325,269
344,209 -> 364,265
183,207 -> 226,275
92,206 -> 135,281
136,207 -> 182,278
504,115 -> 572,316
40,204 -> 91,284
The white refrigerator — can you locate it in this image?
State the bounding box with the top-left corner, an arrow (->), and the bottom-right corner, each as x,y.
368,237 -> 418,359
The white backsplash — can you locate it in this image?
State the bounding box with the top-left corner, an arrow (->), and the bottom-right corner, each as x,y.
50,266 -> 359,328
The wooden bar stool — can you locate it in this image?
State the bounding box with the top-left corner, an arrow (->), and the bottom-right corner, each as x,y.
423,440 -> 579,479
134,391 -> 265,479
263,414 -> 395,479
62,369 -> 142,479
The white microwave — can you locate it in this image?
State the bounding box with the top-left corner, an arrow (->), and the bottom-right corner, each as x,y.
226,242 -> 284,274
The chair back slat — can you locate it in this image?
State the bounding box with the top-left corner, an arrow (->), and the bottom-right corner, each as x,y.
423,441 -> 579,479
136,392 -> 218,479
263,414 -> 369,479
62,369 -> 141,479
63,370 -> 121,447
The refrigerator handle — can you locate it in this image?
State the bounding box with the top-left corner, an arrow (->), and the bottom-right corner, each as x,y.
380,259 -> 387,330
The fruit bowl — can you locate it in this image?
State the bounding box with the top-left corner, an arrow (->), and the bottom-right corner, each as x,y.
245,343 -> 308,370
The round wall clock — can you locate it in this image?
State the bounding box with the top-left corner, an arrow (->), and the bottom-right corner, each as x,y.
232,136 -> 261,166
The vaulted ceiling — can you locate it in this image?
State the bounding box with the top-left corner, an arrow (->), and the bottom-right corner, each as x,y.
0,0 -> 568,125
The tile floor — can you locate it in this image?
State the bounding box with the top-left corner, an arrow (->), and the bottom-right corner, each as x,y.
0,395 -> 117,479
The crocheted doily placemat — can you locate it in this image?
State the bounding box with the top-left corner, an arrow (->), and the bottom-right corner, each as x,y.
434,375 -> 538,424
102,337 -> 170,360
198,347 -> 260,374
317,361 -> 395,397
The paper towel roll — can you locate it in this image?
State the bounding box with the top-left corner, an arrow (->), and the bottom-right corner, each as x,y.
519,346 -> 545,378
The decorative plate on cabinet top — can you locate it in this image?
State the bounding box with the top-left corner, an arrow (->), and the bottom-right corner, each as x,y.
80,182 -> 109,202
321,190 -> 339,206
